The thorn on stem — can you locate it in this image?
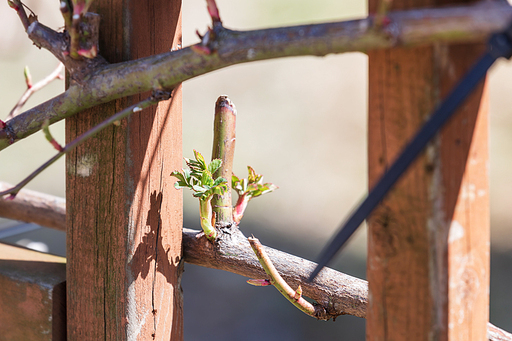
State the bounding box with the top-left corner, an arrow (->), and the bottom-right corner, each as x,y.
192,29 -> 214,55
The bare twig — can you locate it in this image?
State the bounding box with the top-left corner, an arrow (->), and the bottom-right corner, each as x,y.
0,193 -> 508,339
2,1 -> 511,151
6,63 -> 64,121
7,0 -> 31,31
211,96 -> 237,225
0,182 -> 66,230
0,91 -> 171,198
248,236 -> 331,320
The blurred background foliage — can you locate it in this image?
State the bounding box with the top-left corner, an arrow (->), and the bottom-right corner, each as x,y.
0,0 -> 510,339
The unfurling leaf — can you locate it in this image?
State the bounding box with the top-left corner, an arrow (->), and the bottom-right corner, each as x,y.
193,149 -> 206,169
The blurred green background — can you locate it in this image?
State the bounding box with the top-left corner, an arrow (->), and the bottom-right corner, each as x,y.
0,0 -> 510,339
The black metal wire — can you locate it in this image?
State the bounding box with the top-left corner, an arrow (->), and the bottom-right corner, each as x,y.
308,24 -> 512,282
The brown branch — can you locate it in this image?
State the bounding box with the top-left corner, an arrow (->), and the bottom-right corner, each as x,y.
0,182 -> 65,231
8,0 -> 31,31
26,14 -> 107,81
0,190 -> 509,338
2,1 -> 512,151
184,225 -> 368,319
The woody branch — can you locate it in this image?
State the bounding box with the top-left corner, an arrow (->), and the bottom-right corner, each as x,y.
1,1 -> 512,151
0,186 -> 510,340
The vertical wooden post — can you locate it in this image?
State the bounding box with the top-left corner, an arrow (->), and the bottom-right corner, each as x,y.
367,1 -> 489,341
66,1 -> 183,340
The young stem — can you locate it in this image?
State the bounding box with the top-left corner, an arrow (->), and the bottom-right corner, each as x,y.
199,196 -> 217,240
248,237 -> 322,318
211,96 -> 237,226
233,193 -> 249,224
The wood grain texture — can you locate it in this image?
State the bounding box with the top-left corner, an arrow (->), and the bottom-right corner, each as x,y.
65,1 -> 183,340
367,0 -> 489,340
0,242 -> 66,341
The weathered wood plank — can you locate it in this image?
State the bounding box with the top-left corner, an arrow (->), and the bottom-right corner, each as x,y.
0,242 -> 66,341
367,0 -> 489,340
65,1 -> 183,340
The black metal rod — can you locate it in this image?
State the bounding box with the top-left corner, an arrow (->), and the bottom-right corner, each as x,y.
308,51 -> 496,281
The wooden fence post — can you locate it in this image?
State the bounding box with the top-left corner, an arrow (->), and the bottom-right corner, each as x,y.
367,0 -> 490,340
65,1 -> 183,339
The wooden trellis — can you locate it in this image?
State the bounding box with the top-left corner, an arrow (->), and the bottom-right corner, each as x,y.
0,0 -> 507,340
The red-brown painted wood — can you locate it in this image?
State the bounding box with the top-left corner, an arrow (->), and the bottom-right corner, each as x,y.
367,1 -> 489,340
66,1 -> 183,340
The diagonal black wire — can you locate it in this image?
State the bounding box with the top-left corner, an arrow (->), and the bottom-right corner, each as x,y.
308,26 -> 512,282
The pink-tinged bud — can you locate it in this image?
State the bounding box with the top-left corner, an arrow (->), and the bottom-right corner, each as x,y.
73,2 -> 86,17
77,46 -> 98,59
6,193 -> 17,200
24,66 -> 33,89
7,0 -> 19,11
191,44 -> 212,55
0,119 -> 6,129
382,16 -> 391,26
247,279 -> 272,287
206,0 -> 221,22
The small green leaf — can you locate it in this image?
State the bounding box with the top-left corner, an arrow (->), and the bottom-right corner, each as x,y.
208,159 -> 222,175
213,177 -> 227,187
171,170 -> 186,182
192,185 -> 205,193
174,182 -> 185,190
201,170 -> 214,186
